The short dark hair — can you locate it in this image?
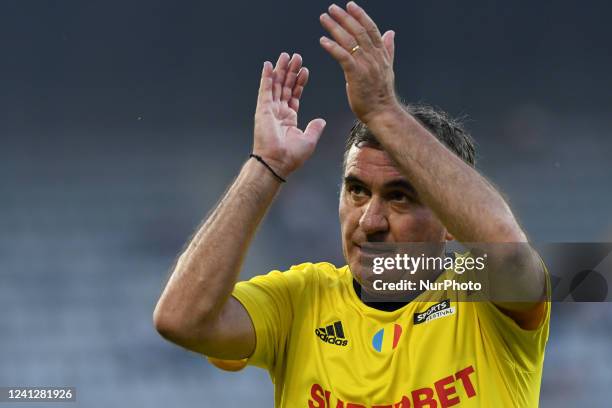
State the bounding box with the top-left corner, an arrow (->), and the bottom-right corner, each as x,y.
343,103 -> 476,170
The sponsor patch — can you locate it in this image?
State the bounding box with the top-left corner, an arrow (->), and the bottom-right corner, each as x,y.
414,299 -> 455,325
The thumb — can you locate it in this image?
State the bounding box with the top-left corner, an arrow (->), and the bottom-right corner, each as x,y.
303,118 -> 327,144
382,30 -> 395,64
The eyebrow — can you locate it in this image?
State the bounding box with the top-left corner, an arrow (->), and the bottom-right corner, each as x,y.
343,175 -> 417,194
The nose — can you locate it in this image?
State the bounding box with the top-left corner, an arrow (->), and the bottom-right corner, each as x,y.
359,197 -> 389,238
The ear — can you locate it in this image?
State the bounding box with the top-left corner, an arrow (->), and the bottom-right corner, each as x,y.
381,30 -> 395,64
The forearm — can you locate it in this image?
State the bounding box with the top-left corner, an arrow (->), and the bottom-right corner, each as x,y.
369,108 -> 549,312
155,158 -> 281,330
368,107 -> 525,243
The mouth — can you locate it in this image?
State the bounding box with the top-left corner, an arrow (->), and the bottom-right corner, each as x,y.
354,242 -> 394,257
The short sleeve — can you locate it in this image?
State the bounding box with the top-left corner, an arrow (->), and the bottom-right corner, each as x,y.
474,259 -> 551,372
231,263 -> 312,372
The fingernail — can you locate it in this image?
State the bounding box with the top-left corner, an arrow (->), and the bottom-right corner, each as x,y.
330,3 -> 340,11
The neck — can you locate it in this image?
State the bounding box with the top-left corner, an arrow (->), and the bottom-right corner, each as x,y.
352,268 -> 444,311
352,279 -> 410,312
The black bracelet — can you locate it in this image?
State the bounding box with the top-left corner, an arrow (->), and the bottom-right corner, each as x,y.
249,154 -> 287,183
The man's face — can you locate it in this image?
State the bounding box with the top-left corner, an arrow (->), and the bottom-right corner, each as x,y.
339,144 -> 451,284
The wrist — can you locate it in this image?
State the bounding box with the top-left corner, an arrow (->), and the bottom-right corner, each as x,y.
362,101 -> 407,134
249,154 -> 287,183
242,156 -> 286,189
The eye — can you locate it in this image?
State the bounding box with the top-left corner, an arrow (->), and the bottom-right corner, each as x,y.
388,190 -> 410,203
347,184 -> 369,199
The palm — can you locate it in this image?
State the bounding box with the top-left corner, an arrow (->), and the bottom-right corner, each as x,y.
253,53 -> 326,178
271,100 -> 298,140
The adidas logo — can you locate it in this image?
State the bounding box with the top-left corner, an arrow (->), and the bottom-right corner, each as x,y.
315,321 -> 348,347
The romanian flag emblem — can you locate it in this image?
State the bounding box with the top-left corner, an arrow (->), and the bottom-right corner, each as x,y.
372,323 -> 403,353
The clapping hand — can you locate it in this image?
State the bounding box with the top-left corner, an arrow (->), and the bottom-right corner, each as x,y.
253,53 -> 327,180
319,2 -> 399,124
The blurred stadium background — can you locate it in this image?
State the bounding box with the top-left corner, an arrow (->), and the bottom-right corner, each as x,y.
1,0 -> 611,406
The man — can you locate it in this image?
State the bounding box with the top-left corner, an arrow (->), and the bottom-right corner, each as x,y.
154,2 -> 549,407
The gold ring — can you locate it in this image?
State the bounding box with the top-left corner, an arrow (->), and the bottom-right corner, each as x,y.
350,45 -> 360,55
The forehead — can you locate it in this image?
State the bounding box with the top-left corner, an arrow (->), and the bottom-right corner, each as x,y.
343,145 -> 405,183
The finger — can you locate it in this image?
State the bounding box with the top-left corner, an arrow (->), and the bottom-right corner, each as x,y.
272,52 -> 291,102
289,67 -> 309,112
319,36 -> 355,72
282,53 -> 303,103
320,12 -> 357,52
346,1 -> 384,48
257,61 -> 274,106
381,30 -> 395,64
328,3 -> 374,50
303,118 -> 326,144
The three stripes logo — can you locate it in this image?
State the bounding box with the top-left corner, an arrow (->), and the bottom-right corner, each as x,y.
315,321 -> 348,347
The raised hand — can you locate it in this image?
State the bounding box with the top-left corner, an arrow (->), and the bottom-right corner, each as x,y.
319,2 -> 399,124
253,53 -> 326,180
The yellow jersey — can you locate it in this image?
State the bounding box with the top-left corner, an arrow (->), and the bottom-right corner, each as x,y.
229,262 -> 550,407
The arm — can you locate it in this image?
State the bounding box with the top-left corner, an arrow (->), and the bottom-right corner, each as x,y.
153,52 -> 326,359
319,2 -> 545,325
367,108 -> 546,327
